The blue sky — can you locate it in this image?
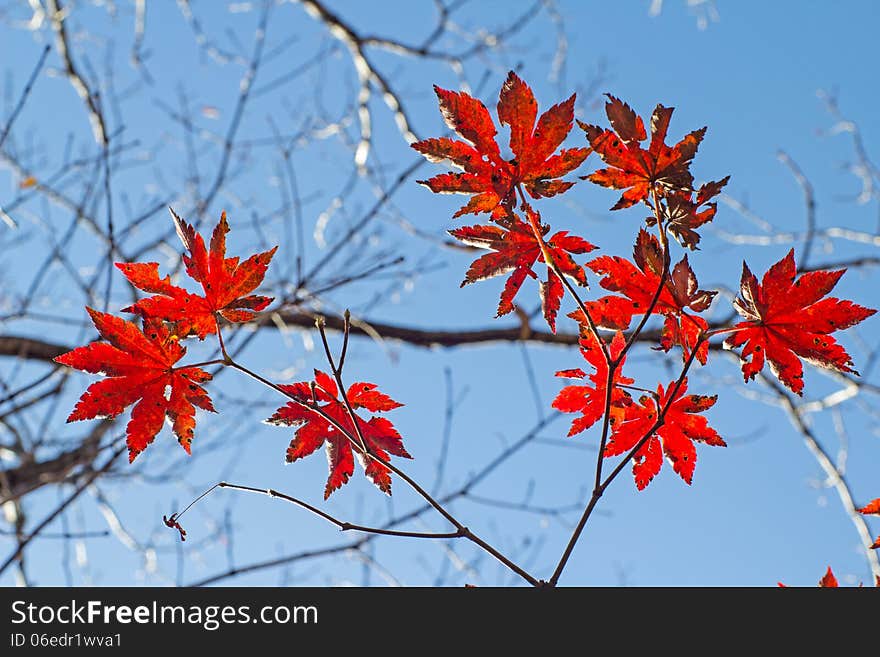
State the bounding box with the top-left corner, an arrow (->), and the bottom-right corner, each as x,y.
1,1 -> 878,587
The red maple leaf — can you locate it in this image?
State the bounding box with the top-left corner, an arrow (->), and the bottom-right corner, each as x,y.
54,309 -> 215,463
650,177 -> 729,249
579,95 -> 708,210
724,249 -> 876,395
779,566 -> 880,587
859,498 -> 880,549
604,378 -> 725,489
552,331 -> 633,436
860,499 -> 880,515
659,254 -> 719,364
412,71 -> 588,219
449,206 -> 595,332
266,370 -> 410,498
571,230 -> 716,363
117,210 -> 277,339
818,567 -> 839,588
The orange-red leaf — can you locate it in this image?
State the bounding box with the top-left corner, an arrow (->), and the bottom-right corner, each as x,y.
449,207 -> 595,331
859,498 -> 880,515
604,378 -> 724,489
266,371 -> 410,498
552,331 -> 633,437
434,85 -> 501,162
118,210 -> 276,339
54,309 -> 214,462
572,230 -> 716,363
818,567 -> 839,588
579,95 -> 710,210
725,249 -> 876,394
659,177 -> 730,249
860,498 -> 880,548
413,71 -> 588,218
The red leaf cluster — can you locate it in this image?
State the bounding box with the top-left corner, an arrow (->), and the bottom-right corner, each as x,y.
54,211 -> 276,462
553,330 -> 724,489
571,230 -> 716,364
414,71 -> 596,332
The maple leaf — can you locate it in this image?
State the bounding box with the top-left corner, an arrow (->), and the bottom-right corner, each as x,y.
779,566 -> 880,587
659,254 -> 718,364
858,498 -> 880,549
54,309 -> 215,463
552,331 -> 633,436
604,378 -> 725,490
860,499 -> 880,515
412,71 -> 588,219
579,95 -> 709,210
650,177 -> 730,249
449,206 -> 596,331
117,210 -> 277,339
571,230 -> 716,363
818,567 -> 839,588
724,249 -> 876,395
266,370 -> 410,498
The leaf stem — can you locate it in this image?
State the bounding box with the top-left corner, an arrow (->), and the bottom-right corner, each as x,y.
515,185 -> 610,364
175,359 -> 227,370
214,315 -> 232,363
547,332 -> 706,586
548,187 -> 673,586
595,190 -> 670,490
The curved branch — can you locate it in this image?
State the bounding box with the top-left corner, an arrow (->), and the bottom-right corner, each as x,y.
769,378 -> 880,579
46,0 -> 108,145
190,413 -> 561,586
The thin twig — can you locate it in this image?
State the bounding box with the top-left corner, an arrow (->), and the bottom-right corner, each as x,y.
178,481 -> 464,540
0,45 -> 51,151
547,189 -> 686,587
548,334 -> 706,586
